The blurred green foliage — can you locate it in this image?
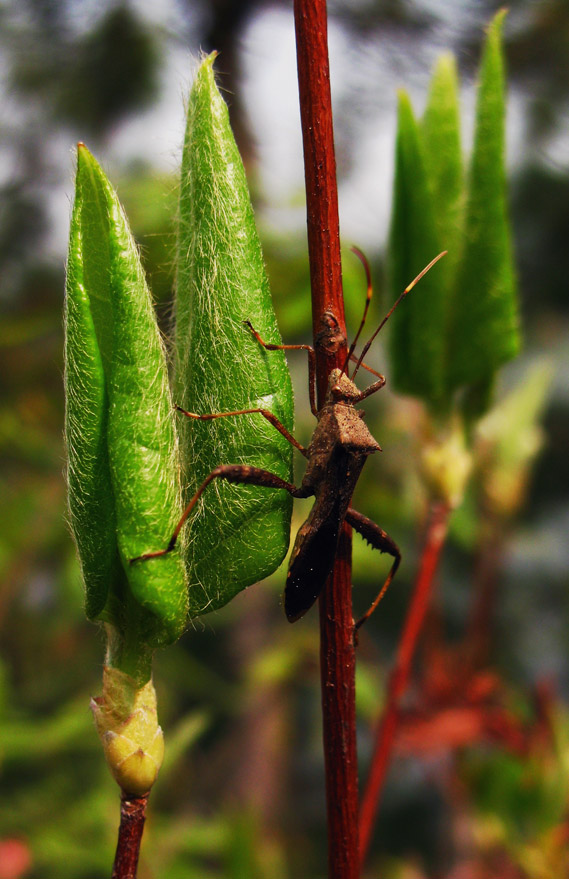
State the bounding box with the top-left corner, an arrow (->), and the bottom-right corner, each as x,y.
389,12 -> 520,419
11,5 -> 160,136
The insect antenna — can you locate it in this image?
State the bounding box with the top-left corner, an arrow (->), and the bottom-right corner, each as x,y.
351,250 -> 447,380
340,246 -> 374,377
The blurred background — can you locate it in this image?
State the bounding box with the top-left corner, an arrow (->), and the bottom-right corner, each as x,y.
1,0 -> 568,877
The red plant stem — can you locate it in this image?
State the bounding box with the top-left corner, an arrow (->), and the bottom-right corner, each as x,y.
111,792 -> 148,879
294,0 -> 347,380
293,3 -> 358,879
465,517 -> 505,669
359,500 -> 451,866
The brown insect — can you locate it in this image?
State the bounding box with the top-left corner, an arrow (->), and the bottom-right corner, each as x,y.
132,250 -> 445,627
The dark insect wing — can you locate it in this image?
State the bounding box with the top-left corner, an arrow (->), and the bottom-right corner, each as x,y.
284,512 -> 341,621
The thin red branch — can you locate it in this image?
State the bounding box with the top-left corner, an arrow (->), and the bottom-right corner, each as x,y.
111,792 -> 148,879
294,1 -> 347,384
359,501 -> 451,866
293,3 -> 358,879
465,517 -> 505,669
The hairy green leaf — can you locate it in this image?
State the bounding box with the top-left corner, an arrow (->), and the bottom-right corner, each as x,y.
421,52 -> 463,272
65,175 -> 119,620
389,11 -> 520,418
388,91 -> 447,407
175,55 -> 294,617
65,145 -> 188,659
447,10 -> 520,392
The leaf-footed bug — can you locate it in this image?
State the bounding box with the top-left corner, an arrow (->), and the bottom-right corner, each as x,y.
131,250 -> 446,628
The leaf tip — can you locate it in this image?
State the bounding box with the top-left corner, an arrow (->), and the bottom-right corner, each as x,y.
197,49 -> 219,83
396,89 -> 417,128
489,7 -> 508,31
432,51 -> 458,84
75,142 -> 100,180
76,141 -> 93,163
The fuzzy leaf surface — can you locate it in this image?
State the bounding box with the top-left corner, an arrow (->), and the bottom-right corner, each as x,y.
388,12 -> 520,417
65,145 -> 188,651
388,92 -> 447,408
175,55 -> 294,617
447,11 -> 520,392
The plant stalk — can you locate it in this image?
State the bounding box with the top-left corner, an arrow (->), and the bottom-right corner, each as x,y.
112,792 -> 148,879
294,2 -> 359,878
359,500 -> 451,865
465,517 -> 505,669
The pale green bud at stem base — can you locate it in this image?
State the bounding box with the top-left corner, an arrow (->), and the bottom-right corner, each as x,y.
91,666 -> 164,796
420,417 -> 473,509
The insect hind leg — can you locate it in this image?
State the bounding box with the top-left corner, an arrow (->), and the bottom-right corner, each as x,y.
345,507 -> 401,631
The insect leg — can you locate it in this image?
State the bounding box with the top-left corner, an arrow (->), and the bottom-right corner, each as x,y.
354,375 -> 387,403
345,508 -> 401,631
349,353 -> 385,382
130,465 -> 312,564
244,320 -> 317,417
175,405 -> 308,456
341,246 -> 374,375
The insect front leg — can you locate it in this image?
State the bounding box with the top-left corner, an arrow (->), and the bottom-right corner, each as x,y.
349,353 -> 385,382
345,508 -> 401,631
244,320 -> 318,417
175,404 -> 308,456
354,374 -> 386,403
130,465 -> 313,564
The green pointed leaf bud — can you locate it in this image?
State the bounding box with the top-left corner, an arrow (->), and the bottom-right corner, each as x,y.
389,91 -> 447,408
175,54 -> 294,617
448,10 -> 520,393
388,12 -> 520,420
421,53 -> 463,273
65,145 -> 188,667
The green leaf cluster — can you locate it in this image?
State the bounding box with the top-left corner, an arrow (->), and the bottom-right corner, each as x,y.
389,11 -> 520,419
65,54 -> 294,671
